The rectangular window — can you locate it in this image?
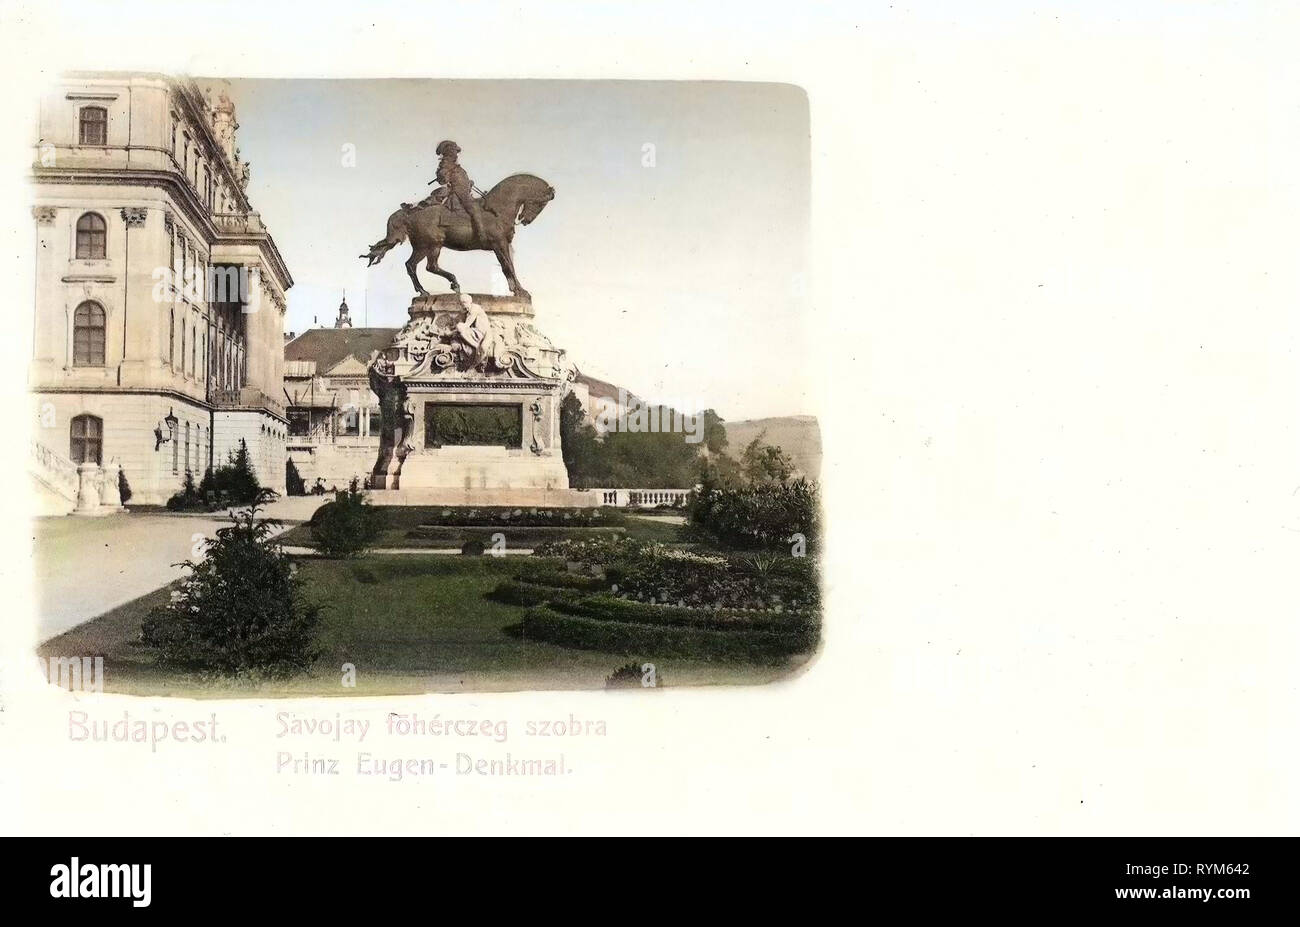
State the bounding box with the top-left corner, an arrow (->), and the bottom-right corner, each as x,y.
184,422 -> 190,475
425,403 -> 523,448
69,415 -> 103,465
172,423 -> 179,475
78,107 -> 107,146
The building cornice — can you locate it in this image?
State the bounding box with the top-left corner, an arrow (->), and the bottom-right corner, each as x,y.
29,384 -> 289,425
31,165 -> 294,296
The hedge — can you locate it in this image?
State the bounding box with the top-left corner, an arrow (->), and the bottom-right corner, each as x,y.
334,505 -> 630,531
552,595 -> 817,634
487,581 -> 588,609
506,568 -> 610,592
514,607 -> 816,664
405,525 -> 626,546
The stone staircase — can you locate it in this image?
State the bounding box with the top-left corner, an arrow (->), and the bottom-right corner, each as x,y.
30,440 -> 124,517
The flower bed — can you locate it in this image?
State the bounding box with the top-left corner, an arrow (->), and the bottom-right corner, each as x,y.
607,554 -> 819,613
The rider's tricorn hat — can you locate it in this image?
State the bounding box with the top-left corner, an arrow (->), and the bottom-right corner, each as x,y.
436,140 -> 461,156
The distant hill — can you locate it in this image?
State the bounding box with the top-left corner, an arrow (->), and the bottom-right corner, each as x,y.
721,415 -> 822,480
573,371 -> 821,480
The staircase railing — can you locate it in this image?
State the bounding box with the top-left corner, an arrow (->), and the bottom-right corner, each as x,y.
31,440 -> 80,500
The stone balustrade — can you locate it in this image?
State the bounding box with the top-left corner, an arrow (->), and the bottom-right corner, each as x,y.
31,441 -> 80,500
212,211 -> 266,234
593,488 -> 691,508
31,442 -> 125,517
211,386 -> 286,418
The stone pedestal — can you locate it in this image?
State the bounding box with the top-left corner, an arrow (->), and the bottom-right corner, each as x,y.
73,462 -> 105,516
368,294 -> 575,494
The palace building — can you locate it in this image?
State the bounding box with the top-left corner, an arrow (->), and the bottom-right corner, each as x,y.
283,296 -> 394,492
29,72 -> 292,508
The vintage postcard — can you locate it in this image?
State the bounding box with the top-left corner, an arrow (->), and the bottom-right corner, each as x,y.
4,2 -> 1297,863
26,76 -> 818,698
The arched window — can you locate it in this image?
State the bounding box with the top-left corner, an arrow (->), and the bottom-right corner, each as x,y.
75,213 -> 106,259
69,414 -> 102,465
79,106 -> 107,146
72,301 -> 106,366
169,308 -> 175,368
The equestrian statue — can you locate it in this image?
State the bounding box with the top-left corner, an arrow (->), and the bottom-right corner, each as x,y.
360,139 -> 554,301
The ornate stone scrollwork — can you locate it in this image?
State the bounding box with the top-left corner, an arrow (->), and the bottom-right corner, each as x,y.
121,207 -> 148,228
529,400 -> 545,454
32,206 -> 57,225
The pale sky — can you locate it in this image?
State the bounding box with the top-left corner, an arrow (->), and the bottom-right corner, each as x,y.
225,79 -> 810,421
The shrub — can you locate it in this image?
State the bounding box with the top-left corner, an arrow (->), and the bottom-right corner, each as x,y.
687,478 -> 820,551
310,479 -> 384,558
285,459 -> 306,496
165,469 -> 203,511
605,661 -> 660,689
140,491 -> 321,675
118,467 -> 133,504
201,439 -> 262,506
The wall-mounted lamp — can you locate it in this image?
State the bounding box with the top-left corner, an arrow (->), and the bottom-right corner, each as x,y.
154,408 -> 179,451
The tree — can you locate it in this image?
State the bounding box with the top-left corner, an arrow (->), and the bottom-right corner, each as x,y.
700,409 -> 728,456
285,459 -> 306,496
310,478 -> 383,557
141,490 -> 321,675
200,438 -> 262,505
559,392 -> 609,488
741,431 -> 796,486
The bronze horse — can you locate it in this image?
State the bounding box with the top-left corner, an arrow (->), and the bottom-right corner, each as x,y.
360,173 -> 554,300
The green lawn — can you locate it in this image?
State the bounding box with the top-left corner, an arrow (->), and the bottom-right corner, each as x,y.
40,554 -> 806,697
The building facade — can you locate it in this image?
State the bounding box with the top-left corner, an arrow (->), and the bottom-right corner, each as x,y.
30,72 -> 292,506
284,298 -> 393,491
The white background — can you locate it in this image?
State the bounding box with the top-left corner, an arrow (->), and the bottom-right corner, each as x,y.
1,1 -> 1297,835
